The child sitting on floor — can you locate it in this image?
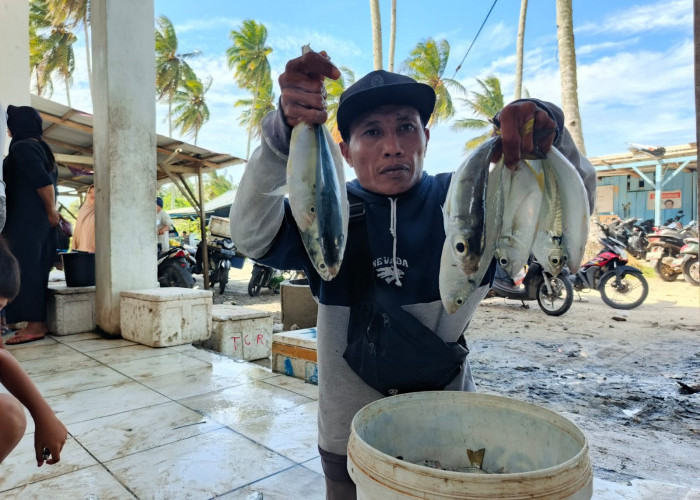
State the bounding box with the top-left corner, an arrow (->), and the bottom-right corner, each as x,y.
0,236 -> 67,465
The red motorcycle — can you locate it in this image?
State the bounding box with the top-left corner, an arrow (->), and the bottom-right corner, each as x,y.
569,235 -> 649,309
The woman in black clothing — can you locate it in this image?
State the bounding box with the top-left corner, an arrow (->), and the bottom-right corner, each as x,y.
2,105 -> 59,344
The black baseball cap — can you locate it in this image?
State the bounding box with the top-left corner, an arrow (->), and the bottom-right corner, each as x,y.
336,70 -> 436,142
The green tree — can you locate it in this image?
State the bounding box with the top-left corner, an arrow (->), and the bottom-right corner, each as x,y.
204,171 -> 233,200
226,20 -> 272,159
173,76 -> 212,145
47,0 -> 92,99
29,0 -> 55,97
234,77 -> 276,141
155,15 -> 200,136
325,66 -> 356,142
451,75 -> 504,152
29,0 -> 77,105
403,38 -> 464,127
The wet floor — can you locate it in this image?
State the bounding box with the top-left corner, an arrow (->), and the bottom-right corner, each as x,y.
1,295 -> 698,498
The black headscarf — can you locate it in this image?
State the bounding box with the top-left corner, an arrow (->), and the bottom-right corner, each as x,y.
6,104 -> 56,168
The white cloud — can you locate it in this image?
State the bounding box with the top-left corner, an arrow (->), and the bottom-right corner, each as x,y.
576,0 -> 692,35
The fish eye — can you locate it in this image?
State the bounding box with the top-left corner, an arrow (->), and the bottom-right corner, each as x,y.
551,256 -> 560,265
455,241 -> 467,255
499,257 -> 508,266
319,262 -> 326,270
309,205 -> 316,213
456,298 -> 464,306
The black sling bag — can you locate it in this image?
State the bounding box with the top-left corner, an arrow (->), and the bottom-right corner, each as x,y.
342,194 -> 469,396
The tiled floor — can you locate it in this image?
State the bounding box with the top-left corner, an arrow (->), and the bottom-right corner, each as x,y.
1,332 -> 698,499
0,333 -> 326,499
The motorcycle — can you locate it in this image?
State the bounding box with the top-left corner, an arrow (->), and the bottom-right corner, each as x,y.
646,217 -> 698,282
597,218 -> 648,260
247,262 -> 279,297
569,236 -> 649,309
487,257 -> 574,316
670,237 -> 699,286
158,245 -> 196,288
194,237 -> 239,294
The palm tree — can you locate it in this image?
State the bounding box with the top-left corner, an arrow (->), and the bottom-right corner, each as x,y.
388,0 -> 397,72
514,0 -> 528,100
234,78 -> 276,141
451,76 -> 504,152
29,0 -> 54,97
47,0 -> 91,99
204,171 -> 233,200
227,20 -> 273,159
369,0 -> 383,70
42,24 -> 77,106
173,76 -> 212,145
325,67 -> 356,142
555,0 -> 586,155
403,38 -> 464,127
155,15 -> 200,136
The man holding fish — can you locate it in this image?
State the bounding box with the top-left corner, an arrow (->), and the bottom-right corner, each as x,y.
230,49 -> 596,499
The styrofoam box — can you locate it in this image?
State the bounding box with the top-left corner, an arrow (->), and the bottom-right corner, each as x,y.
209,216 -> 231,238
201,304 -> 272,360
271,328 -> 318,384
120,288 -> 213,347
47,283 -> 96,335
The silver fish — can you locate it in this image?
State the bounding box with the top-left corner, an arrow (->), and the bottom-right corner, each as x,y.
440,143 -> 504,314
287,122 -> 348,281
442,137 -> 500,275
531,158 -> 567,275
495,160 -> 542,278
545,147 -> 590,273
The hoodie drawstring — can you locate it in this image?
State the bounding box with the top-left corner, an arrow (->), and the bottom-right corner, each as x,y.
389,197 -> 402,287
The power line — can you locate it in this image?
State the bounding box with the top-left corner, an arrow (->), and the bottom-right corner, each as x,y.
451,0 -> 499,79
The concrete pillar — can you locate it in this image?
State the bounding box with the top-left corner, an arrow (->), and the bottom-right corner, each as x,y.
91,0 -> 157,334
0,0 -> 31,156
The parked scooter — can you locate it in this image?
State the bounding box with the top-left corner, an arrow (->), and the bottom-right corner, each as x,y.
569,236 -> 649,309
487,257 -> 574,316
194,237 -> 239,294
248,262 -> 279,297
669,238 -> 699,286
158,245 -> 196,288
647,217 -> 698,282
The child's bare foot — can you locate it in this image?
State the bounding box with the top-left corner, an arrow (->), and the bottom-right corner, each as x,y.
5,322 -> 47,345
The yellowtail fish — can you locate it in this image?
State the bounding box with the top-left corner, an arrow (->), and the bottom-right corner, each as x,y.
440,140 -> 504,314
442,137 -> 500,275
287,122 -> 348,281
495,160 -> 543,278
545,147 -> 590,273
531,158 -> 567,276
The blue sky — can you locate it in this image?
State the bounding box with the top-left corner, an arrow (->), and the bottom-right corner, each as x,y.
64,0 -> 694,184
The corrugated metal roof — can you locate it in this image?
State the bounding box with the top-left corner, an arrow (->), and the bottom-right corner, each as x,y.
588,143 -> 697,177
31,94 -> 246,194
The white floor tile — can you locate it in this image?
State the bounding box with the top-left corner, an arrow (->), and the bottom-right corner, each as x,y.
6,342 -> 76,362
262,374 -> 319,400
108,351 -> 213,381
217,464 -> 325,499
45,380 -> 170,426
179,379 -> 314,428
15,350 -> 102,379
106,427 -> 294,499
0,435 -> 98,493
0,464 -> 137,500
232,400 -> 320,463
69,401 -> 223,462
29,364 -> 132,399
86,343 -> 177,364
62,337 -> 137,353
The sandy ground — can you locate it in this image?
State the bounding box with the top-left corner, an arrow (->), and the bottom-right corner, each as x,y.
202,261 -> 699,490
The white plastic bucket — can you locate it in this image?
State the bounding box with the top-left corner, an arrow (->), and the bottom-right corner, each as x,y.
348,392 -> 592,500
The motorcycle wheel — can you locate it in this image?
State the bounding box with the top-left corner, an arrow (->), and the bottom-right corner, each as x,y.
248,266 -> 266,297
218,267 -> 229,294
159,264 -> 195,288
598,270 -> 649,309
536,275 -> 574,316
682,257 -> 699,286
654,258 -> 678,282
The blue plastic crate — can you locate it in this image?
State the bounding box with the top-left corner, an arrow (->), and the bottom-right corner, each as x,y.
230,255 -> 245,269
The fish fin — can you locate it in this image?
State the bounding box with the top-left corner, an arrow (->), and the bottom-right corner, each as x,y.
265,184 -> 288,197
